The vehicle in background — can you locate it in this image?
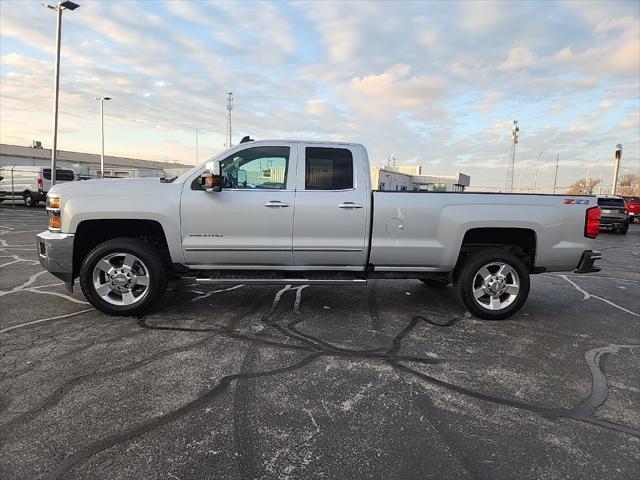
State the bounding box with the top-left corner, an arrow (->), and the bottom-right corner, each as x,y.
623,196 -> 640,223
37,140 -> 602,320
597,195 -> 629,234
0,166 -> 75,207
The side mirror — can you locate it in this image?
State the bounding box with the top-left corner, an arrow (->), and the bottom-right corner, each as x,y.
200,173 -> 222,192
200,161 -> 222,192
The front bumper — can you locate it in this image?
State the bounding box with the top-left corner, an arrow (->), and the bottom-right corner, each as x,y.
574,250 -> 602,274
36,230 -> 74,283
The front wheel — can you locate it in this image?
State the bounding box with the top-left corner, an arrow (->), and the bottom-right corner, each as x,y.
455,249 -> 530,320
79,238 -> 168,316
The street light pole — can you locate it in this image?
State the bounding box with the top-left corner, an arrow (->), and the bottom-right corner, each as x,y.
95,96 -> 111,178
43,1 -> 80,186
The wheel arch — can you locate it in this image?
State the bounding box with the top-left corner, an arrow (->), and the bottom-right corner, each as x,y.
73,219 -> 171,277
455,227 -> 537,274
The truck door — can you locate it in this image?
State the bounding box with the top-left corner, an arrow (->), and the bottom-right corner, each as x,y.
181,144 -> 295,267
292,145 -> 369,267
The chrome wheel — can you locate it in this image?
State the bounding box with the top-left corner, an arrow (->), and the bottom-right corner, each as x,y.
92,252 -> 150,306
471,262 -> 520,311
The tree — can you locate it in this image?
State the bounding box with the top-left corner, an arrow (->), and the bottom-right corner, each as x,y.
566,178 -> 601,195
618,174 -> 639,196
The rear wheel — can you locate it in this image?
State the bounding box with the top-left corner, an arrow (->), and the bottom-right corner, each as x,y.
79,238 -> 168,316
455,249 -> 530,320
23,192 -> 37,207
619,222 -> 629,234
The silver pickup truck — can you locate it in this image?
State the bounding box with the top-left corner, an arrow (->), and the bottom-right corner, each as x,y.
37,140 -> 602,319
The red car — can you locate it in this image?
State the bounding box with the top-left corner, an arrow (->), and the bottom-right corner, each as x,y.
624,196 -> 640,223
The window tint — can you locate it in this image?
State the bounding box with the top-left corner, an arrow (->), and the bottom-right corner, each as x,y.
219,146 -> 289,189
43,169 -> 75,181
305,147 -> 353,190
597,197 -> 626,207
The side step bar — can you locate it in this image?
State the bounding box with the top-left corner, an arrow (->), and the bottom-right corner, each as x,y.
195,278 -> 367,285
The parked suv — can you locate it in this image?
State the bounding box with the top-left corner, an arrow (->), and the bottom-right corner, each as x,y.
0,166 -> 75,206
596,195 -> 629,234
623,196 -> 640,223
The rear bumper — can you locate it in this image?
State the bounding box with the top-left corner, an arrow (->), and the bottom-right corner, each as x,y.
574,250 -> 602,274
36,230 -> 74,283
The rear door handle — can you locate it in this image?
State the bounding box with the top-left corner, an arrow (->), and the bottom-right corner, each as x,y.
338,202 -> 363,209
264,201 -> 290,208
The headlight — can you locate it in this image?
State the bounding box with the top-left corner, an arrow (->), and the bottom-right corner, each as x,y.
46,195 -> 61,231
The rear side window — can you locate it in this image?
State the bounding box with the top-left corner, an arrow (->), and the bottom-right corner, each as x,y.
597,197 -> 626,207
43,169 -> 75,181
305,147 -> 353,190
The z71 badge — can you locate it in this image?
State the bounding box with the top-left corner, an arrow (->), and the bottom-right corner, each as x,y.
564,199 -> 590,205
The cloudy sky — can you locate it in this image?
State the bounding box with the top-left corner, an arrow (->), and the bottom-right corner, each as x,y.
1,0 -> 638,190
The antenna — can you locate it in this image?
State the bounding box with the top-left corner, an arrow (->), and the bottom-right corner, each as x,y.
225,92 -> 233,149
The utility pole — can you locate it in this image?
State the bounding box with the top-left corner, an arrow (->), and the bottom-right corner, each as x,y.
552,154 -> 559,194
532,150 -> 544,193
43,1 -> 80,185
225,92 -> 233,149
585,168 -> 590,194
599,171 -> 603,195
506,120 -> 519,192
611,144 -> 622,195
195,128 -> 199,164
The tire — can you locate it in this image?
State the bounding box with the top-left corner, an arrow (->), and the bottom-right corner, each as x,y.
79,237 -> 168,316
23,192 -> 37,207
619,223 -> 629,234
455,249 -> 530,320
419,276 -> 450,288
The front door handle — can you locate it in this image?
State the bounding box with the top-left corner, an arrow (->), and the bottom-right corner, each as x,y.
264,201 -> 290,208
338,202 -> 363,209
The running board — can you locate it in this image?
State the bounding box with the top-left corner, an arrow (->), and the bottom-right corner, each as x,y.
194,278 -> 367,285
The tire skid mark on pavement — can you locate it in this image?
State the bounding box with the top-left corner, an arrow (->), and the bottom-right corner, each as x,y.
42,281 -> 640,480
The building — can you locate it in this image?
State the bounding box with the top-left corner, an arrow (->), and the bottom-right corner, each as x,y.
371,165 -> 470,192
0,143 -> 193,179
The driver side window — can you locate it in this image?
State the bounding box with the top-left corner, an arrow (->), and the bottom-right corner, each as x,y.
219,146 -> 290,190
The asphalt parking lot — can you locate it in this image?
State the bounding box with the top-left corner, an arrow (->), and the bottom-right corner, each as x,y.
0,204 -> 638,480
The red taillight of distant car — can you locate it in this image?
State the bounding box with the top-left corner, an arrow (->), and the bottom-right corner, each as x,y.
37,178 -> 43,193
585,206 -> 601,239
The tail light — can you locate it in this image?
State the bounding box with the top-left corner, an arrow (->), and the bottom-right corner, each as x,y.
37,178 -> 43,193
585,206 -> 601,239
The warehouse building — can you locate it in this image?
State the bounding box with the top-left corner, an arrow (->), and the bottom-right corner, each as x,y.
371,166 -> 470,192
0,143 -> 192,179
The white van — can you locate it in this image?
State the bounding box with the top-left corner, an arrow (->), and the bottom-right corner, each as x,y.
0,166 -> 75,207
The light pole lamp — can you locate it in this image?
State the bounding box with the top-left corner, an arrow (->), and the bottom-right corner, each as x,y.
43,1 -> 80,186
95,97 -> 111,178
